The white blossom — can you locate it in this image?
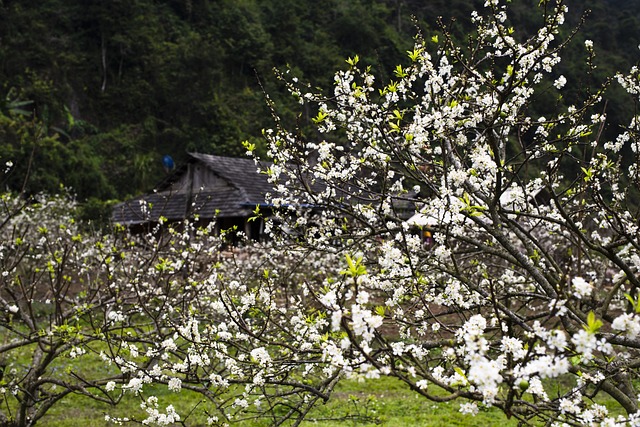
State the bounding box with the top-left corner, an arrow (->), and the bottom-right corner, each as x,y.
572,277 -> 592,299
553,75 -> 567,89
167,377 -> 182,392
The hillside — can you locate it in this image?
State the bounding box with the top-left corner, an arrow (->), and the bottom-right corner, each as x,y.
1,0 -> 639,207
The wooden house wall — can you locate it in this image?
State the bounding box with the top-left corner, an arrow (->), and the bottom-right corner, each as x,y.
166,163 -> 233,194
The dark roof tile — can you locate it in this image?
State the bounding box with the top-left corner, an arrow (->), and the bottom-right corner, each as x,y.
112,154 -> 273,225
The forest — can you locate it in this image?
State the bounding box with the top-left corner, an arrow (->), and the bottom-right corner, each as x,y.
1,0 -> 639,217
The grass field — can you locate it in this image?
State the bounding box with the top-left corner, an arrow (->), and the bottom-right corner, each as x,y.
298,377 -> 520,427
2,329 -> 623,426
40,376 -> 518,427
1,320 -> 519,426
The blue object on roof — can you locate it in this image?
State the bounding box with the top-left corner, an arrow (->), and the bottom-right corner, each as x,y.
162,155 -> 175,172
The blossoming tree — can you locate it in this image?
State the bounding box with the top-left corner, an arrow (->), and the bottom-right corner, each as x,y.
253,0 -> 640,425
0,186 -> 352,426
0,193 -> 134,427
0,190 -> 348,426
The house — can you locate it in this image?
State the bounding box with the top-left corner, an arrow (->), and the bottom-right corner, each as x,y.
112,152 -> 423,242
112,153 -> 274,240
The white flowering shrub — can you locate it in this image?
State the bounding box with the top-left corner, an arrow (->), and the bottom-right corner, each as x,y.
0,192 -> 129,427
251,0 -> 640,425
0,192 -> 347,426
96,223 -> 347,426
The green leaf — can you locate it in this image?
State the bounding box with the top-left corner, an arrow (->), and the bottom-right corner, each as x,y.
242,140 -> 256,153
346,55 -> 360,67
584,311 -> 603,333
312,110 -> 328,124
248,204 -> 261,222
407,47 -> 423,62
453,367 -> 467,384
624,293 -> 640,313
341,254 -> 367,277
394,65 -> 407,78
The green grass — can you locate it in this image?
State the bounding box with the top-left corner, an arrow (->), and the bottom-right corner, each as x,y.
38,377 -> 518,427
0,330 -> 627,427
33,365 -> 635,427
0,329 -> 621,427
299,377 -> 518,427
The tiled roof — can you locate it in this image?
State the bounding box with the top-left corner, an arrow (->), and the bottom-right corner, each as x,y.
187,153 -> 273,204
112,154 -> 272,225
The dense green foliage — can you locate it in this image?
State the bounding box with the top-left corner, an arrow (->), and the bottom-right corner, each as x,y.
0,0 -> 639,205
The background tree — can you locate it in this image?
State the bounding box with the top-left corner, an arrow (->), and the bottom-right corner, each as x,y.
1,0 -> 638,207
0,189 -> 350,426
